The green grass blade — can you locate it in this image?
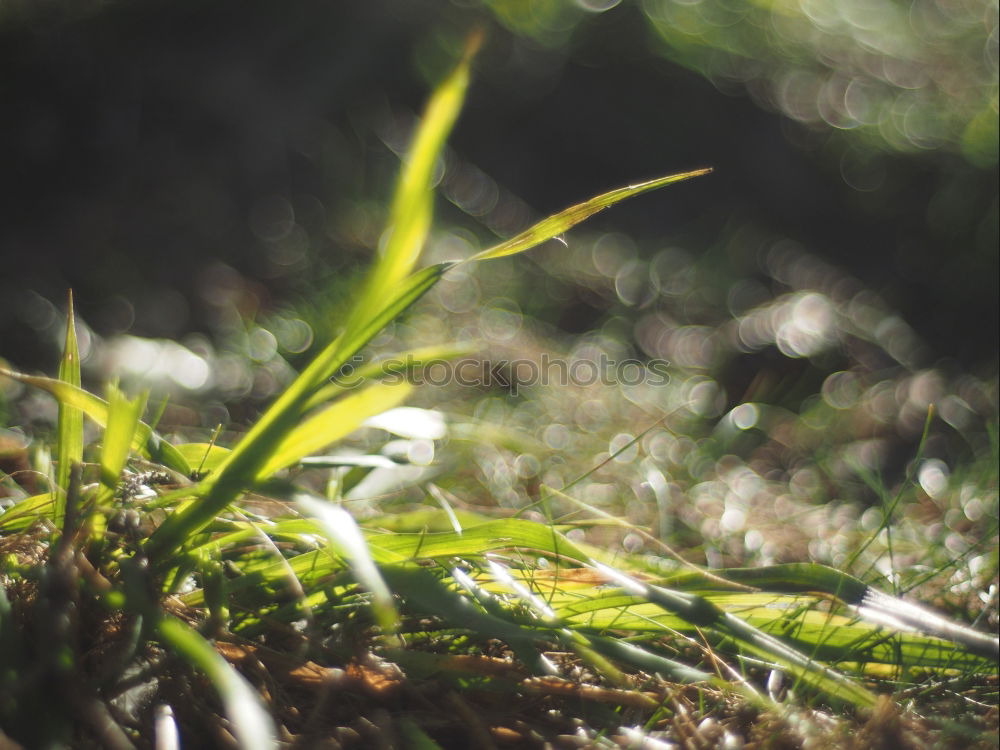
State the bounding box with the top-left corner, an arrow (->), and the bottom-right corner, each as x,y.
351,31 -> 480,328
144,263 -> 449,566
0,493 -> 54,532
0,367 -> 191,476
256,380 -> 413,479
363,518 -> 591,564
713,563 -> 999,659
468,168 -> 712,263
54,291 -> 83,523
304,341 -> 476,408
593,562 -> 877,707
294,493 -> 399,633
173,442 -> 232,477
97,384 -> 147,500
156,617 -> 276,750
380,564 -> 556,674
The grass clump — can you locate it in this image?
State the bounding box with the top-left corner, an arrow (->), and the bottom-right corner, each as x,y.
1,34 -> 997,749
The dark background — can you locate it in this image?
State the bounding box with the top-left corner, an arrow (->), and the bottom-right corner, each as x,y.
0,0 -> 996,372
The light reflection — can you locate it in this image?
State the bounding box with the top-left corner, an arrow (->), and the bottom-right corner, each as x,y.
100,335 -> 211,393
918,458 -> 949,499
479,297 -> 523,342
249,194 -> 295,242
730,402 -> 759,430
822,371 -> 861,409
638,0 -> 998,164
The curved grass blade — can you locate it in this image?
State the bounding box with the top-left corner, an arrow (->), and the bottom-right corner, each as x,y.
363,518 -> 591,564
0,493 -> 54,532
255,380 -> 413,480
55,291 -> 83,523
156,617 -> 276,750
0,367 -> 191,476
294,493 -> 399,633
468,168 -> 712,263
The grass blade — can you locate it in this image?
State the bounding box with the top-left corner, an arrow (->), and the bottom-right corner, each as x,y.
0,493 -> 55,532
256,380 -> 413,480
54,291 -> 83,523
144,263 -> 449,565
592,562 -> 877,708
156,617 -> 276,750
96,384 -> 147,501
714,564 -> 999,659
352,30 -> 481,325
295,493 -> 399,633
468,169 -> 712,263
0,367 -> 190,476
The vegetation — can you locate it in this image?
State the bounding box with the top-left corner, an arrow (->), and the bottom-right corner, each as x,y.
1,31 -> 997,750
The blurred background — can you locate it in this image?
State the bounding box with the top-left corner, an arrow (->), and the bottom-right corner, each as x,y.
0,0 -> 995,366
0,0 -> 997,571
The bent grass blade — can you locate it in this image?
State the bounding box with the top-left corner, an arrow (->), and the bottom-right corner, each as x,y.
468,169 -> 712,263
157,617 -> 276,750
0,367 -> 191,477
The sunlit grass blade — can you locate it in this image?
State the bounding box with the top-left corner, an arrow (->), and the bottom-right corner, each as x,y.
54,291 -> 82,523
0,493 -> 54,532
468,168 -> 712,263
709,563 -> 1000,659
172,442 -> 232,477
855,585 -> 999,659
304,341 -> 476,408
145,263 -> 450,565
0,367 -> 191,476
591,562 -> 877,708
352,30 -> 481,327
96,383 -> 147,499
362,518 -> 590,564
256,380 -> 413,480
525,569 -> 993,674
294,493 -> 399,633
199,263 -> 451,487
156,617 -> 276,750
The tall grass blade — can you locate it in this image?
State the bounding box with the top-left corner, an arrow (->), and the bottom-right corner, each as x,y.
356,30 -> 480,317
145,263 -> 449,564
54,291 -> 83,523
